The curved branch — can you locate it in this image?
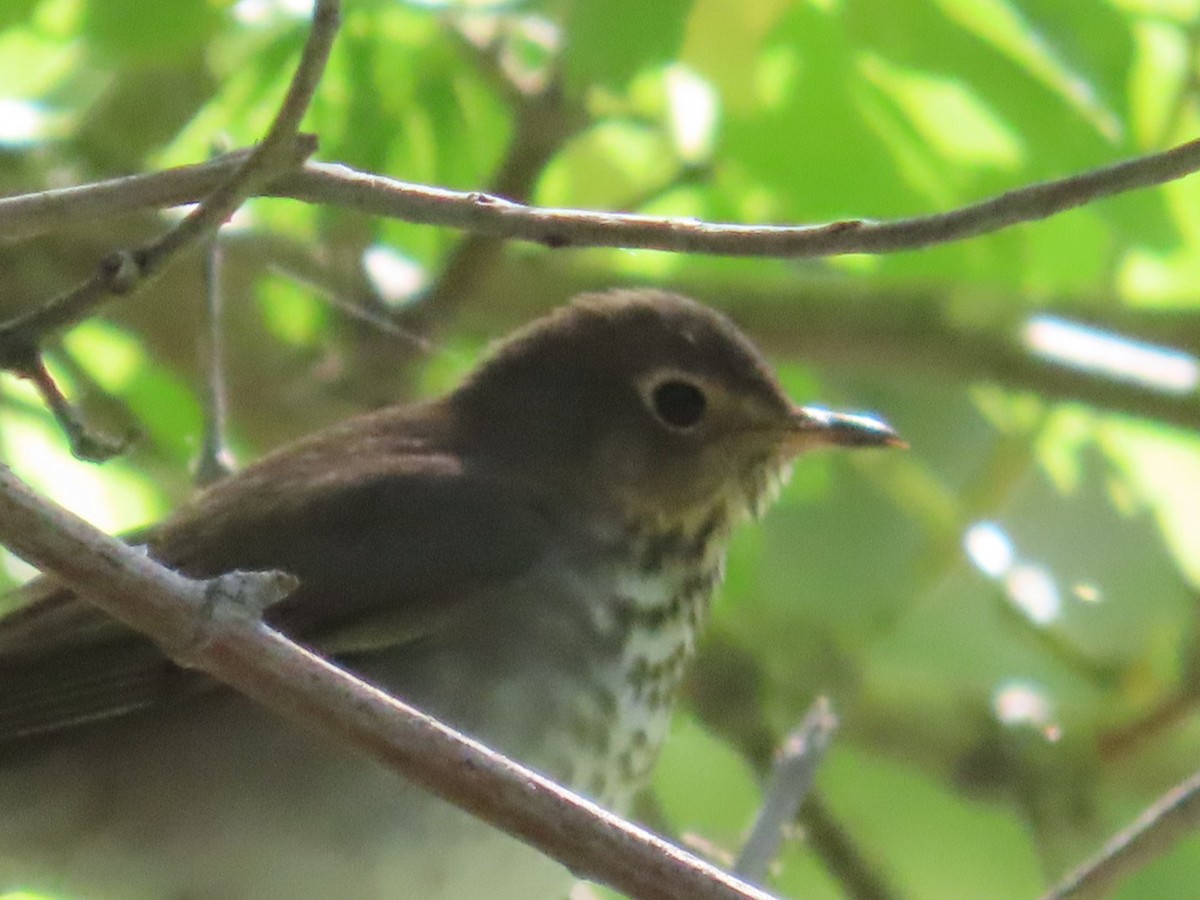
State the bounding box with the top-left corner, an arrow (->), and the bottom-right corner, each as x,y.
278,137 -> 1200,255
2,137 -> 1198,257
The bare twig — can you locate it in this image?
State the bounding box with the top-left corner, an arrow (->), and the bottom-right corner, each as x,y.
271,258 -> 439,355
0,147 -> 316,372
280,136 -> 1200,255
143,0 -> 338,268
1098,601 -> 1200,762
1042,769 -> 1200,900
735,698 -> 839,884
4,137 -> 1200,258
4,349 -> 124,462
1097,689 -> 1200,763
685,634 -> 901,900
0,145 -> 294,242
0,0 -> 338,454
195,236 -> 235,486
0,0 -> 338,362
0,464 -> 782,900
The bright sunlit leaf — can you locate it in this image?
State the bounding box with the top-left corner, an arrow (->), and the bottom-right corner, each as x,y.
256,273 -> 328,347
859,53 -> 1024,170
61,320 -> 145,393
0,416 -> 164,535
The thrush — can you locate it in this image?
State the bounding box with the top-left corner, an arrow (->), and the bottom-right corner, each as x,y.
0,289 -> 900,900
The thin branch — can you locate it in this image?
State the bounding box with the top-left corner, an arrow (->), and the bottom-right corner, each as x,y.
0,0 -> 338,361
735,698 -> 839,884
195,236 -> 235,486
0,464 -> 782,900
1098,598 -> 1200,762
0,145 -> 293,242
1096,690 -> 1200,764
4,349 -> 125,461
1042,769 -> 1200,900
143,0 -> 338,268
4,136 -> 1199,257
0,146 -> 318,373
280,136 -> 1200,255
269,257 -> 439,355
684,634 -> 902,900
0,0 -> 338,456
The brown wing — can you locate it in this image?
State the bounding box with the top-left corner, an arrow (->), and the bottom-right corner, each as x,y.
0,411 -> 553,747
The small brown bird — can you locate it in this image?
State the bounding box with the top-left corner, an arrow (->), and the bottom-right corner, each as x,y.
0,289 -> 899,900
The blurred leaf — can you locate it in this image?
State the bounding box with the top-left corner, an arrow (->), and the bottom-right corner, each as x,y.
1112,829 -> 1200,900
1103,419 -> 1200,587
61,319 -> 144,392
564,0 -> 693,91
815,745 -> 1043,900
0,412 -> 167,533
74,63 -> 217,170
0,0 -> 40,31
681,0 -> 794,113
539,121 -> 677,210
723,4 -> 930,223
654,713 -> 761,846
82,0 -> 218,66
256,273 -> 329,348
1008,0 -> 1136,125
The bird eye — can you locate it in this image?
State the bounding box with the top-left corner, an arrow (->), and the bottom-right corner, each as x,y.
649,379 -> 707,431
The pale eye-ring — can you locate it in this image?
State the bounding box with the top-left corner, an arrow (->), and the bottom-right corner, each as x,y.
647,378 -> 707,431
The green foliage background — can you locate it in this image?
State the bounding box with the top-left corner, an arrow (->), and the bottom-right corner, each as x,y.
3,1 -> 1200,898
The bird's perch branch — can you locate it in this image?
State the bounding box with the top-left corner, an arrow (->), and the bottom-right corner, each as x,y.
0,464 -> 781,900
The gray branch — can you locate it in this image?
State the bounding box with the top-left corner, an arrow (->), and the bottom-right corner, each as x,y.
736,698 -> 839,884
0,464 -> 784,900
1042,768 -> 1200,900
3,135 -> 1198,258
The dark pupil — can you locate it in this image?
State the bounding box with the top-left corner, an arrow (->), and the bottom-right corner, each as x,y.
652,380 -> 706,429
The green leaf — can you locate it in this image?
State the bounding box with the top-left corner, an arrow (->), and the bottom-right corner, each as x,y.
565,0 -> 693,91
654,713 -> 760,846
82,0 -> 218,65
0,0 -> 40,31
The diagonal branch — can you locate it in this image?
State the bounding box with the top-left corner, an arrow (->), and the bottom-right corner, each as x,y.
2,348 -> 126,461
0,464 -> 782,900
0,0 -> 338,362
735,698 -> 839,884
0,0 -> 339,457
1043,769 -> 1200,900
